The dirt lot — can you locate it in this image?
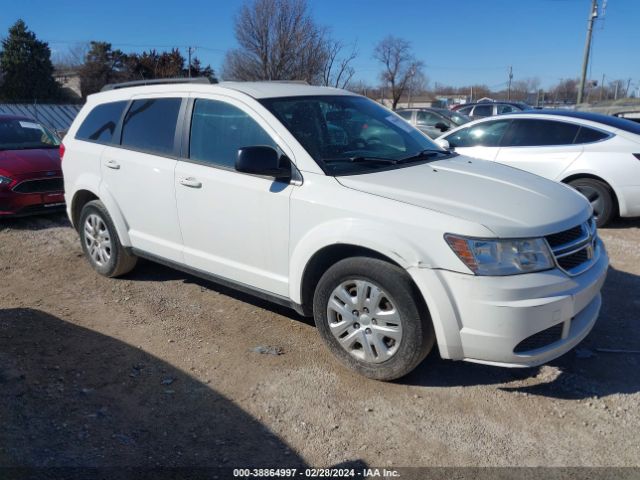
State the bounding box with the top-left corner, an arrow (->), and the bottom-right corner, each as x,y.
0,213 -> 639,469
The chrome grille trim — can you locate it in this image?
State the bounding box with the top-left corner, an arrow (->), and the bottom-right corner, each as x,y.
545,218 -> 599,276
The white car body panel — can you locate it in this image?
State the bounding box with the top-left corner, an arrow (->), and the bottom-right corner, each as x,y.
495,144 -> 583,179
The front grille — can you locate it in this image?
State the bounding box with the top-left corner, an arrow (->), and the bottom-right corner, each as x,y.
545,218 -> 598,276
557,248 -> 590,270
545,225 -> 585,249
514,323 -> 563,353
12,178 -> 64,194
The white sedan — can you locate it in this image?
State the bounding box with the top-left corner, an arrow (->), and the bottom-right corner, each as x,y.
436,110 -> 640,226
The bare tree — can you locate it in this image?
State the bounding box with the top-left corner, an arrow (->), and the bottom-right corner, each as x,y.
320,40 -> 357,89
53,43 -> 89,70
222,0 -> 328,83
373,36 -> 423,110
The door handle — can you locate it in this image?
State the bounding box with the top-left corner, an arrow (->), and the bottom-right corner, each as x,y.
179,177 -> 202,188
105,159 -> 120,170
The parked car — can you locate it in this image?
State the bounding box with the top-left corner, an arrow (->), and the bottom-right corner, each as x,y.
0,114 -> 65,217
436,110 -> 640,226
452,101 -> 531,120
62,79 -> 607,381
396,107 -> 471,138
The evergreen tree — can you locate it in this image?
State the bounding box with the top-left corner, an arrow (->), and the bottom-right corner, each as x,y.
0,20 -> 60,101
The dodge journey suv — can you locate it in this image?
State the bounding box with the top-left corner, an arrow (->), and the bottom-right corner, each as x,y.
62,79 -> 608,380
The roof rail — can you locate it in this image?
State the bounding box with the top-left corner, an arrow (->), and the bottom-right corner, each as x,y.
101,77 -> 216,92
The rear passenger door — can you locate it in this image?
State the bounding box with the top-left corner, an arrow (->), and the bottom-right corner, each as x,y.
174,95 -> 294,297
100,95 -> 185,263
494,119 -> 583,180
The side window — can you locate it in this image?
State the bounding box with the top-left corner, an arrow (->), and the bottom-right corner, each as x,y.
472,105 -> 493,117
189,99 -> 276,168
396,110 -> 413,121
574,126 -> 609,144
75,101 -> 127,143
457,105 -> 473,115
416,111 -> 442,126
121,98 -> 182,155
445,120 -> 510,148
497,104 -> 516,114
501,119 -> 580,147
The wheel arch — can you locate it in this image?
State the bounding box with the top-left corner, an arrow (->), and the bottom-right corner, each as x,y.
70,189 -> 99,230
561,172 -> 620,216
70,185 -> 132,246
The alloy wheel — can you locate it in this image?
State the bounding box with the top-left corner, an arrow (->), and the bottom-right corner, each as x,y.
326,279 -> 403,364
83,214 -> 112,267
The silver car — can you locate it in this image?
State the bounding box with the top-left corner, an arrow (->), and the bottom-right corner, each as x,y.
396,107 -> 471,138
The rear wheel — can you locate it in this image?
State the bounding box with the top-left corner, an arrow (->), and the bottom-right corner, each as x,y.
313,257 -> 434,381
568,178 -> 615,227
79,200 -> 137,277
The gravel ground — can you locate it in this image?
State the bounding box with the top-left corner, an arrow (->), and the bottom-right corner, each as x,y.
0,213 -> 638,469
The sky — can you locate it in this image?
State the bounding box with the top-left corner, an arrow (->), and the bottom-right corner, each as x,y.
2,0 -> 639,91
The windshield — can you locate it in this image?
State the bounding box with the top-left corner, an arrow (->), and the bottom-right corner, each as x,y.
0,118 -> 60,151
260,95 -> 448,175
438,109 -> 472,126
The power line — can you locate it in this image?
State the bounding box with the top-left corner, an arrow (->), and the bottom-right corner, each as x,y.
45,39 -> 225,54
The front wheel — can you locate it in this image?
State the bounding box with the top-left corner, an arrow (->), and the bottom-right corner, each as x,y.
569,178 -> 615,227
313,257 -> 434,381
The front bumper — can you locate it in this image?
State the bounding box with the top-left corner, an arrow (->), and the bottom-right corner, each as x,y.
409,239 -> 609,367
0,190 -> 65,217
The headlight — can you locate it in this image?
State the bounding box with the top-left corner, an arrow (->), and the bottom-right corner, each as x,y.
445,234 -> 554,275
0,176 -> 13,187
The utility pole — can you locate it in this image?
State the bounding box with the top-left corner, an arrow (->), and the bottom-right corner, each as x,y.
599,73 -> 605,101
577,0 -> 598,105
614,81 -> 619,100
625,78 -> 632,97
507,66 -> 513,100
187,46 -> 193,78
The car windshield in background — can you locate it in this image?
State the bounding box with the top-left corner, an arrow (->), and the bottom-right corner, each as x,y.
438,109 -> 471,126
0,119 -> 60,150
261,95 -> 449,175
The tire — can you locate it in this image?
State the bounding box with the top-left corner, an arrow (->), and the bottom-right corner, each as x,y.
313,257 -> 435,381
78,200 -> 137,277
568,178 -> 615,227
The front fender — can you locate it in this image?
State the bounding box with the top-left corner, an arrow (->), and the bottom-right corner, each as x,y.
288,218 -> 429,304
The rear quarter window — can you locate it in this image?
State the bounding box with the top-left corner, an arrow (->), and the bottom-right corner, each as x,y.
574,126 -> 609,144
75,101 -> 128,143
121,98 -> 182,155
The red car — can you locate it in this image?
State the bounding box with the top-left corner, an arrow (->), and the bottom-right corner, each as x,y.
0,114 -> 65,217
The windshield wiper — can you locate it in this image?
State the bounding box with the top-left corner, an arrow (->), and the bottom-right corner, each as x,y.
395,149 -> 448,164
323,156 -> 398,165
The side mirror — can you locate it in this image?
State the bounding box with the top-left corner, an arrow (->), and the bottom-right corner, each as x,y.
435,122 -> 449,132
435,138 -> 450,150
236,146 -> 290,179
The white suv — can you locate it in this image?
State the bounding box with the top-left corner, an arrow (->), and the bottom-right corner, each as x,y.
62,79 -> 608,380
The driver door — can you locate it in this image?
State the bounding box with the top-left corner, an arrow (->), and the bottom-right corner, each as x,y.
443,119 -> 511,161
416,110 -> 449,139
174,95 -> 295,296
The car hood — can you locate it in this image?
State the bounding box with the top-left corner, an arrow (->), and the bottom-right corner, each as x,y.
0,148 -> 61,176
336,156 -> 591,237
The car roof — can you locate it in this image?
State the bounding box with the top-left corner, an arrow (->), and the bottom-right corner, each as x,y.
220,81 -> 352,99
505,109 -> 640,135
89,81 -> 355,102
